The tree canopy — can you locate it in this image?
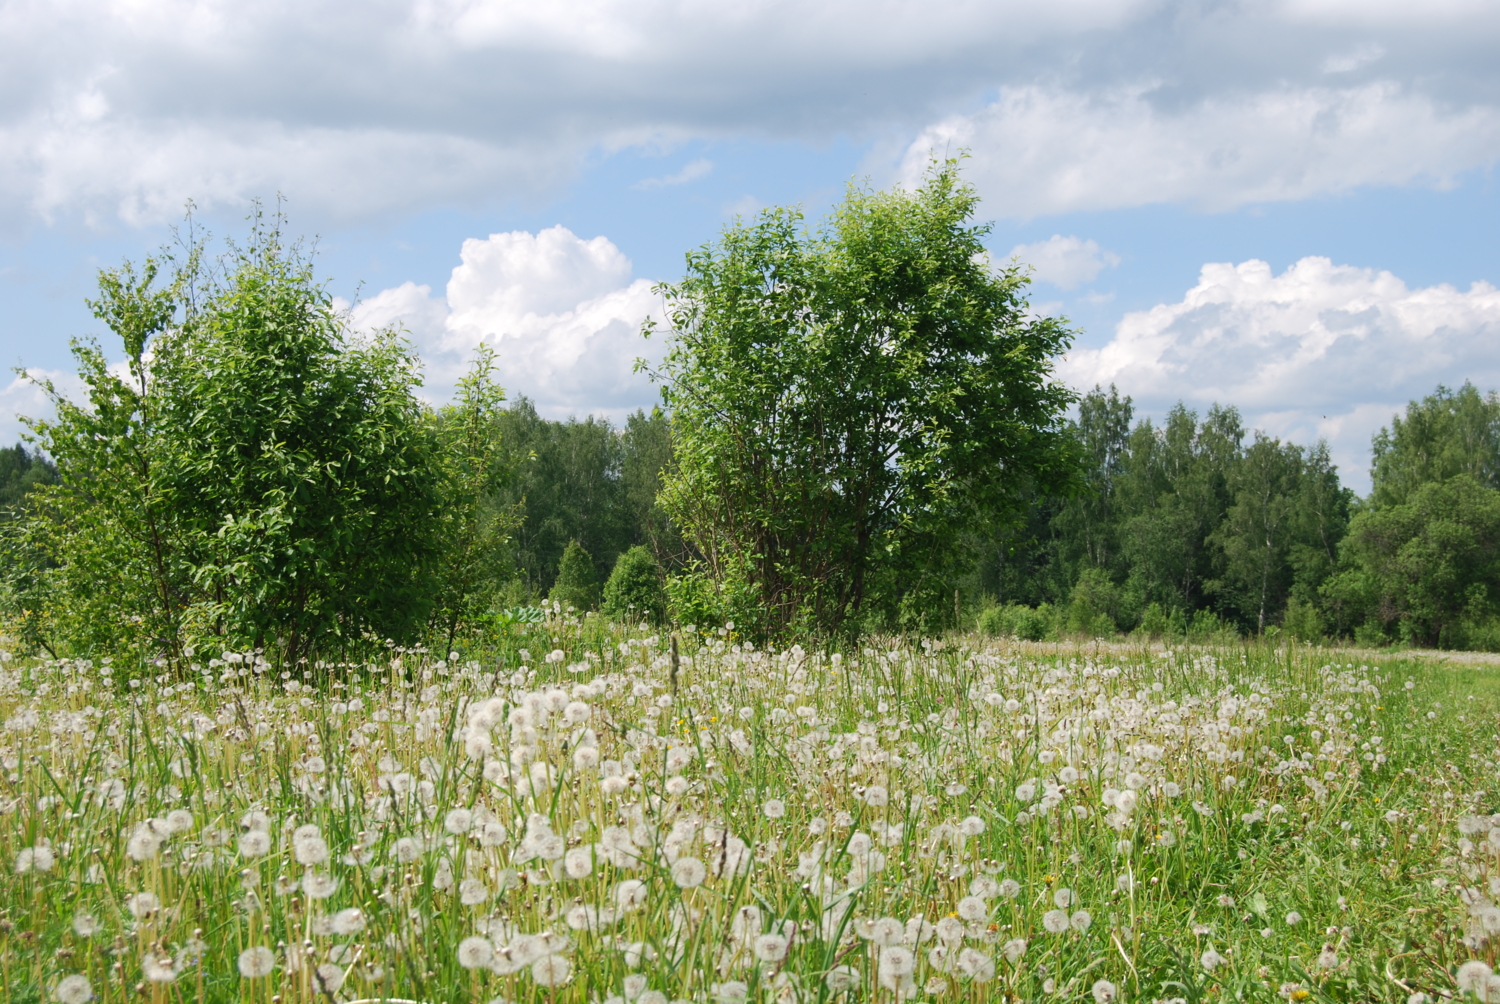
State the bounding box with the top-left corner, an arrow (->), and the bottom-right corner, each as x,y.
653,162 -> 1078,635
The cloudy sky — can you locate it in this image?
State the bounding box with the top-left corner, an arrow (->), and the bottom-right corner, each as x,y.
4,0 -> 1500,492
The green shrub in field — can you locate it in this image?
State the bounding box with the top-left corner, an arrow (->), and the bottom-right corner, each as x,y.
977,601 -> 1054,640
1065,568 -> 1121,636
8,213 -> 443,664
1282,595 -> 1325,643
602,545 -> 666,624
549,540 -> 600,611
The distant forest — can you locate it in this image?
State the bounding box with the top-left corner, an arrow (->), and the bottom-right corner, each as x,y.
9,380 -> 1496,649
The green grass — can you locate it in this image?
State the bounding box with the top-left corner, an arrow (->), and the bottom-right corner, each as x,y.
1,623 -> 1497,1004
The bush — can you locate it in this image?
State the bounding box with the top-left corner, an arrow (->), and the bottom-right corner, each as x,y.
1282,596 -> 1324,644
1066,568 -> 1120,636
1187,609 -> 1239,643
602,546 -> 666,624
549,541 -> 600,612
10,216 -> 442,664
977,602 -> 1054,641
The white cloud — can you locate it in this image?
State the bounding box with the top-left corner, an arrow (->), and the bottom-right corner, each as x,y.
0,370 -> 84,451
634,158 -> 713,190
348,226 -> 664,420
8,1 -> 1500,228
1321,42 -> 1385,74
1008,235 -> 1118,290
900,82 -> 1500,217
1059,256 -> 1500,492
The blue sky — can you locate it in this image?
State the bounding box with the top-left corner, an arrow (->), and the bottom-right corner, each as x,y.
3,0 -> 1500,493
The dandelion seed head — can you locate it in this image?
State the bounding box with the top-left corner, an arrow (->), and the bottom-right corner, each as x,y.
52,975 -> 93,1004
671,856 -> 707,888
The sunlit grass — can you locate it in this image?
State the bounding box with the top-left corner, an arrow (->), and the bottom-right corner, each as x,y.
1,623 -> 1497,1003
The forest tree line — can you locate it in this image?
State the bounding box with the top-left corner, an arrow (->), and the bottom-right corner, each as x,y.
2,173 -> 1497,664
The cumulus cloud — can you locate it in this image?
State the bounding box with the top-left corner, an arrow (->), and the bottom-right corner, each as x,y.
0,370 -> 83,451
348,226 -> 664,420
1009,235 -> 1118,290
900,82 -> 1500,217
7,1 -> 1500,227
1059,256 -> 1500,492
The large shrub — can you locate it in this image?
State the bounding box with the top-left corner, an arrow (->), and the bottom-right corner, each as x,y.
11,215 -> 443,664
602,545 -> 667,624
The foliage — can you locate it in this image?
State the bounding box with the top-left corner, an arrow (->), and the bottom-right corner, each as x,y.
549,540 -> 601,612
976,601 -> 1055,640
10,212 -> 443,665
601,544 -> 667,624
1370,382 -> 1500,507
428,346 -> 522,653
0,443 -> 58,519
496,402 -> 675,596
654,161 -> 1078,636
1325,474 -> 1500,647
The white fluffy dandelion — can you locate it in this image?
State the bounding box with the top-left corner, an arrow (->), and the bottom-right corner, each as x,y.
52,975 -> 93,1004
763,799 -> 786,819
671,857 -> 707,888
458,936 -> 495,969
753,933 -> 790,963
238,831 -> 272,858
956,947 -> 996,982
1092,978 -> 1118,1003
302,871 -> 338,899
444,808 -> 474,835
531,955 -> 572,987
825,966 -> 860,991
71,913 -> 98,938
125,892 -> 161,920
956,896 -> 988,922
1042,910 -> 1069,933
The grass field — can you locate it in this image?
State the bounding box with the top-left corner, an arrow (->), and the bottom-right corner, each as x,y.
1,623 -> 1498,1004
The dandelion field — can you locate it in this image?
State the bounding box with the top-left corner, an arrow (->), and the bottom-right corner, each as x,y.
3,625 -> 1500,1004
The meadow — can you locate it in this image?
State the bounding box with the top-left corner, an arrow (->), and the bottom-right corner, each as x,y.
1,620 -> 1498,1004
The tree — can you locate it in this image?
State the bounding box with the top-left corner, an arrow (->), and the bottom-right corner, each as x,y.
497,401 -> 628,594
549,541 -> 601,612
602,545 -> 667,624
0,445 -> 58,520
1117,404 -> 1242,620
429,346 -> 521,654
15,211 -> 444,664
1370,383 -> 1500,507
653,162 -> 1078,635
1325,475 -> 1500,646
1212,433 -> 1306,633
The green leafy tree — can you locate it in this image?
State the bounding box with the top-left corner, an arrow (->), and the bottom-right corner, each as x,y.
653,162 -> 1078,635
497,401 -> 628,594
429,346 -> 521,653
1370,383 -> 1500,507
0,444 -> 58,519
1325,475 -> 1500,646
15,212 -> 443,664
549,540 -> 601,612
602,545 -> 667,624
1116,404 -> 1243,620
1211,433 -> 1305,633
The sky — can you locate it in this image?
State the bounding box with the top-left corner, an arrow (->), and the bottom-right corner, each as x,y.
3,0 -> 1500,494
